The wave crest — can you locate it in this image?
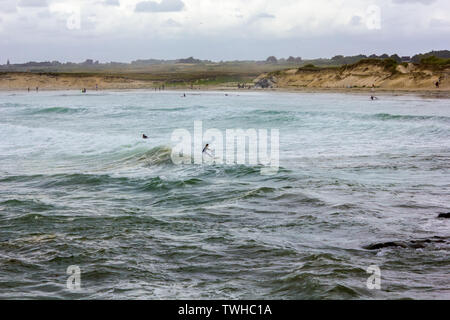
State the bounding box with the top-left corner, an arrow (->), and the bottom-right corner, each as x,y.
30,106 -> 87,114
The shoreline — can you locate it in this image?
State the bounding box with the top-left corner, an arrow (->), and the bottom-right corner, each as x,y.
1,85 -> 449,99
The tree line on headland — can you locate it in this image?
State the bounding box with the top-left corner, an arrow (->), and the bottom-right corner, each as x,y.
1,50 -> 448,73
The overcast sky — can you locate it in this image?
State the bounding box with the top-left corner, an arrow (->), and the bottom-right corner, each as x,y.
0,0 -> 449,63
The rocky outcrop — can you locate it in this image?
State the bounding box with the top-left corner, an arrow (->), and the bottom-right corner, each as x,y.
437,212 -> 450,218
253,76 -> 276,88
363,236 -> 448,250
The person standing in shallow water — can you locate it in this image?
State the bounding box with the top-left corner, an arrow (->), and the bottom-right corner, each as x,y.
370,84 -> 377,100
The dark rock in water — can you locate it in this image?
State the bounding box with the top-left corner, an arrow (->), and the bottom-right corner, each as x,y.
437,212 -> 450,218
364,241 -> 408,250
364,236 -> 448,250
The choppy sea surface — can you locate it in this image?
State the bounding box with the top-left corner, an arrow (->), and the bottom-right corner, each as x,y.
0,90 -> 449,299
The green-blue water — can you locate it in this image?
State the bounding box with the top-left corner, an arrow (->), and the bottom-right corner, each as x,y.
0,90 -> 449,299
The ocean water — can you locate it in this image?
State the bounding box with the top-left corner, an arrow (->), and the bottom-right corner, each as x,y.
0,90 -> 449,299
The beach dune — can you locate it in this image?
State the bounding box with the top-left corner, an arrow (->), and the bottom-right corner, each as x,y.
254,61 -> 449,92
0,72 -> 158,90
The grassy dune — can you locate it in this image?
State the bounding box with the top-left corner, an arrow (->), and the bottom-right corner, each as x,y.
0,62 -> 300,90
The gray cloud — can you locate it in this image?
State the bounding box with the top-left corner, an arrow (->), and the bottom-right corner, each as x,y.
163,18 -> 182,27
392,0 -> 437,4
135,0 -> 184,13
37,9 -> 51,19
350,15 -> 363,26
255,13 -> 275,19
429,18 -> 450,28
102,0 -> 120,6
0,0 -> 18,13
18,0 -> 47,7
247,12 -> 275,24
1,0 -> 449,63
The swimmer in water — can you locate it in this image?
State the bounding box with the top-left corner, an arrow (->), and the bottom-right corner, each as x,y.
202,144 -> 213,158
142,134 -> 148,139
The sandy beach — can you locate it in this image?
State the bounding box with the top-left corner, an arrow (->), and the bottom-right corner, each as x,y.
1,60 -> 448,97
1,73 -> 449,100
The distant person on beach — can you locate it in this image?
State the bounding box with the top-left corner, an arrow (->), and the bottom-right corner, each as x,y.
142,134 -> 148,139
27,87 -> 30,92
36,87 -> 38,92
435,81 -> 440,88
